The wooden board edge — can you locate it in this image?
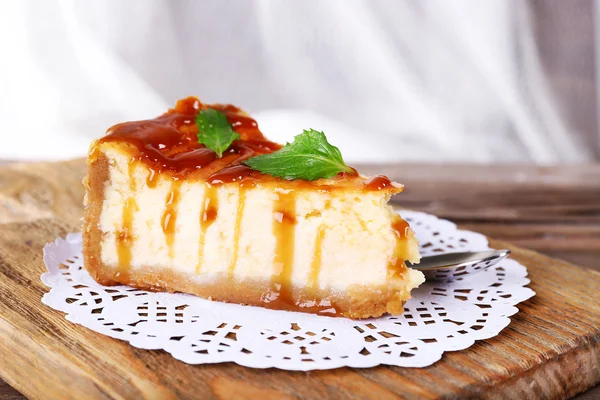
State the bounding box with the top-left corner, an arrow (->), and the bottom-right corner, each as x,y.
481,336 -> 600,399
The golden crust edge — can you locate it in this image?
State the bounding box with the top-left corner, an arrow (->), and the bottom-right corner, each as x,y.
82,149 -> 108,288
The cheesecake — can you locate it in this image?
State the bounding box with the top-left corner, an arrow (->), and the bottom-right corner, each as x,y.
83,97 -> 423,319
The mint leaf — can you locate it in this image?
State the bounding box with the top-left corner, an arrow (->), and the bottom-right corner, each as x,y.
196,109 -> 240,157
244,129 -> 353,181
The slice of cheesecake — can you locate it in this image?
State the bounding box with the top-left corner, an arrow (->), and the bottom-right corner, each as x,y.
83,97 -> 423,319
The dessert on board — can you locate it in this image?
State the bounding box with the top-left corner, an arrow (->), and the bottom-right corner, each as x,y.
83,96 -> 423,319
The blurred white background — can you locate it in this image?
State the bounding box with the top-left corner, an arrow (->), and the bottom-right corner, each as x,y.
0,0 -> 597,163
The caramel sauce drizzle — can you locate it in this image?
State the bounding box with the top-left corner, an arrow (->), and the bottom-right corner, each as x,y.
146,168 -> 158,188
196,185 -> 219,274
308,226 -> 326,290
227,185 -> 248,276
161,180 -> 182,260
116,162 -> 138,279
270,191 -> 297,302
389,218 -> 411,276
256,195 -> 342,317
116,198 -> 137,279
393,218 -> 410,239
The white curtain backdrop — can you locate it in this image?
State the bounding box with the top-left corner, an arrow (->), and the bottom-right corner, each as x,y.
0,0 -> 592,163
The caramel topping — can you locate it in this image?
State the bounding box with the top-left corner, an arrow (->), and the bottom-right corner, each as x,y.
99,97 -> 278,182
162,180 -> 182,260
98,97 -> 395,190
208,164 -> 257,185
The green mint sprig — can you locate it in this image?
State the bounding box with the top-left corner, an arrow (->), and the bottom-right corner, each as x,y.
244,129 -> 353,181
196,109 -> 240,157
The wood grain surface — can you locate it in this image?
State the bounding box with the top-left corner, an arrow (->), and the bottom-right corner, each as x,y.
0,160 -> 599,400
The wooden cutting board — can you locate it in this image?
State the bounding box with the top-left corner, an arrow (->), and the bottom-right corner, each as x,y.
0,160 -> 599,400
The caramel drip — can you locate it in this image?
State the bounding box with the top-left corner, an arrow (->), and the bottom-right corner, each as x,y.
146,168 -> 158,188
161,180 -> 182,260
228,186 -> 248,276
308,226 -> 326,290
364,175 -> 393,191
196,185 -> 219,274
254,194 -> 342,316
393,218 -> 410,239
270,192 -> 297,303
116,198 -> 137,279
389,218 -> 411,276
116,162 -> 138,279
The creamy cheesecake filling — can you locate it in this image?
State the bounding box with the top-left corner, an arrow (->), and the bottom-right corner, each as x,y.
98,146 -> 422,300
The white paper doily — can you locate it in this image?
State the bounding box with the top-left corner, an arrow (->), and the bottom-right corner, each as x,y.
41,211 -> 534,370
